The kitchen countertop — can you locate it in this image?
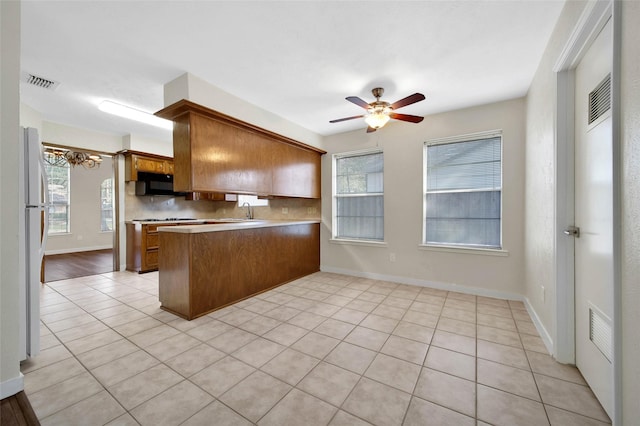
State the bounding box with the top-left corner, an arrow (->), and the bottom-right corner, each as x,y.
126,219 -> 205,225
157,219 -> 320,233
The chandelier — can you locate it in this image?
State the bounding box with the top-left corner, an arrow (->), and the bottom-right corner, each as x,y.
44,148 -> 103,169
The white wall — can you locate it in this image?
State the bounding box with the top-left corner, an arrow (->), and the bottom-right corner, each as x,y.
525,0 -> 640,421
42,121 -> 123,154
164,73 -> 325,150
122,134 -> 173,157
524,0 -> 587,351
619,1 -> 640,422
45,157 -> 114,254
0,0 -> 24,398
20,103 -> 42,134
321,98 -> 526,299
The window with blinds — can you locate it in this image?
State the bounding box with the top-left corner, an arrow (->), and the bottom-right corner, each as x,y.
424,133 -> 502,248
334,150 -> 384,241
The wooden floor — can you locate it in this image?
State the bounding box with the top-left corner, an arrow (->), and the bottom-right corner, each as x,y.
1,391 -> 40,426
44,249 -> 113,282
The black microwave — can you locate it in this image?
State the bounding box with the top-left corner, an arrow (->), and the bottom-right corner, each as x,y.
135,172 -> 186,196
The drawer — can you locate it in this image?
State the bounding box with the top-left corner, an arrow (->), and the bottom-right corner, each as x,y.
147,233 -> 159,248
147,223 -> 176,232
146,249 -> 158,266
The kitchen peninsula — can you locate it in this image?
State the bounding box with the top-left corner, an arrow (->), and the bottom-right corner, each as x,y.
158,220 -> 320,320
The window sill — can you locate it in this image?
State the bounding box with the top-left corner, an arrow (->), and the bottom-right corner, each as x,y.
418,244 -> 509,257
47,232 -> 72,237
330,238 -> 388,248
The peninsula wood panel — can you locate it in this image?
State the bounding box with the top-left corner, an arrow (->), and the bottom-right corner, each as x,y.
157,232 -> 191,317
158,223 -> 320,319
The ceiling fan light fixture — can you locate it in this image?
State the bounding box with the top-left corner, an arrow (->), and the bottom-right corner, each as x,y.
365,105 -> 391,129
331,87 -> 424,132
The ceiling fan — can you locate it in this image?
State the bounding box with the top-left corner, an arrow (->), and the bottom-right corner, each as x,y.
330,87 -> 425,133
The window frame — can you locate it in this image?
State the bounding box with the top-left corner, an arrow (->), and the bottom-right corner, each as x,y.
331,148 -> 385,244
422,130 -> 504,252
43,152 -> 71,235
100,178 -> 114,232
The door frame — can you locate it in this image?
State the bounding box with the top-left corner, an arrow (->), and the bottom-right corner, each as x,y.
553,0 -> 621,423
41,142 -> 118,278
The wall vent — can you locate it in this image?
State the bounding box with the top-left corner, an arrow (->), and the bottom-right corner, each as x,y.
21,72 -> 61,91
588,73 -> 611,125
589,302 -> 612,363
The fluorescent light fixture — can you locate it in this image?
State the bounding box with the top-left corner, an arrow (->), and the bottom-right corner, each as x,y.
98,100 -> 173,130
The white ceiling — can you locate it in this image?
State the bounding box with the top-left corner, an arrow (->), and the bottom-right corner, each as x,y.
20,1 -> 565,143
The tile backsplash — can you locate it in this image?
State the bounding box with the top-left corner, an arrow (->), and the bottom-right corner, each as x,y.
124,182 -> 321,221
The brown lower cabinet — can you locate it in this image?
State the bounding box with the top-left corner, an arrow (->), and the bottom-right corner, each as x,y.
126,222 -> 177,273
158,223 -> 320,320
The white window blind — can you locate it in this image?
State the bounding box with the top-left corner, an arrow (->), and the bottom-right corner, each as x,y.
334,151 -> 384,241
424,134 -> 502,248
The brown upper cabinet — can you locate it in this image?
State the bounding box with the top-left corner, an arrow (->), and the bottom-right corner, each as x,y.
156,100 -> 326,199
271,141 -> 321,198
124,152 -> 175,181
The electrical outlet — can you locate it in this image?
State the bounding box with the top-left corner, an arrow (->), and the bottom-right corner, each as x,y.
307,207 -> 317,214
222,209 -> 226,214
389,253 -> 396,262
282,207 -> 289,214
541,285 -> 545,302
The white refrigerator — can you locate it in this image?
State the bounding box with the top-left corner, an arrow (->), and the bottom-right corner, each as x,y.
18,127 -> 49,360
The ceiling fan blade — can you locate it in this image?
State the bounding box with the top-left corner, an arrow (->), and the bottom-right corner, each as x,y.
390,93 -> 425,110
389,112 -> 424,123
366,126 -> 377,133
329,114 -> 365,123
346,96 -> 371,109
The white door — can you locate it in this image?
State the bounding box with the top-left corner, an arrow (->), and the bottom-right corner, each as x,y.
574,18 -> 613,417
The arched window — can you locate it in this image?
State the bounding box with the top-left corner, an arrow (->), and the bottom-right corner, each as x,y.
100,178 -> 113,232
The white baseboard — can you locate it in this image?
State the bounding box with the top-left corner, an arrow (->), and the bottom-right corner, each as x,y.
45,245 -> 112,256
320,265 -> 523,302
0,373 -> 24,399
523,297 -> 554,355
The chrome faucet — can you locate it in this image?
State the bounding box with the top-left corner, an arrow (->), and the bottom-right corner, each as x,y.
242,202 -> 253,220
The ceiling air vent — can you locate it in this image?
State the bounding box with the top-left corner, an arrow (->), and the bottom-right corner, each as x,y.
588,73 -> 611,125
21,72 -> 61,91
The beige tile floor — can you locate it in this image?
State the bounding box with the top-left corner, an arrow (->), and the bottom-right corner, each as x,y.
22,271 -> 611,426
